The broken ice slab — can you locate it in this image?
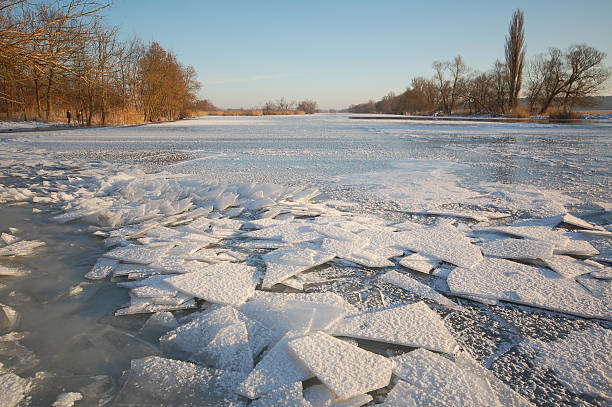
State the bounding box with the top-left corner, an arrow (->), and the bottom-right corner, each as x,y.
447,258 -> 611,320
288,331 -> 393,400
577,277 -> 612,306
379,270 -> 460,310
381,380 -> 448,406
543,255 -> 601,279
0,240 -> 46,256
250,382 -> 312,407
576,229 -> 612,239
304,384 -> 372,407
475,225 -> 569,249
561,214 -> 604,230
0,233 -> 18,244
103,244 -> 174,264
589,266 -> 612,280
262,245 -> 335,289
521,326 -> 612,400
242,223 -> 322,244
140,312 -> 179,339
84,257 -> 118,280
112,356 -> 245,406
416,209 -> 511,222
115,299 -> 196,316
112,263 -> 156,278
0,373 -> 31,407
51,392 -> 83,407
341,249 -> 394,268
279,277 -> 304,291
331,302 -> 459,354
165,263 -> 258,307
399,253 -> 440,274
391,348 -> 502,407
0,264 -> 30,277
479,238 -> 554,260
554,237 -> 599,256
236,332 -> 313,399
0,304 -> 20,333
398,225 -> 483,269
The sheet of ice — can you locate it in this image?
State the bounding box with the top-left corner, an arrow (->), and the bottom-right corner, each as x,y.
0,233 -> 18,244
84,257 -> 118,280
0,304 -> 20,333
577,229 -> 612,239
0,240 -> 46,256
589,267 -> 612,280
561,214 -> 603,230
262,245 -> 335,289
246,292 -> 358,316
331,302 -> 459,354
112,356 -> 245,406
479,238 -> 554,260
140,311 -> 179,338
303,384 -> 372,407
555,238 -> 599,256
418,209 -> 510,222
399,253 -> 439,274
0,373 -> 31,407
166,263 -> 258,307
288,332 -> 393,400
0,264 -> 30,277
236,332 -> 313,399
250,381 -> 312,407
397,225 -> 483,269
379,270 -> 459,309
521,326 -> 612,400
341,249 -> 394,268
103,244 -> 174,264
577,277 -> 612,306
51,392 -> 83,407
243,223 -> 322,244
476,225 -> 569,248
447,258 -> 610,320
391,348 -> 501,406
544,255 -> 600,279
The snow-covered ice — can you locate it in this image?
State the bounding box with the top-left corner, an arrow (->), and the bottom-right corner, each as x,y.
379,270 -> 459,309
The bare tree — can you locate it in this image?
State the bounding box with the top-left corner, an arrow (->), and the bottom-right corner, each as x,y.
297,99 -> 317,114
505,8 -> 526,109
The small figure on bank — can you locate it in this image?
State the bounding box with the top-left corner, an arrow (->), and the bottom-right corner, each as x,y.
76,110 -> 82,125
66,109 -> 72,124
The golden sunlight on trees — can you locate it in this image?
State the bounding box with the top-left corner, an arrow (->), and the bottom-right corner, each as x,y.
505,9 -> 526,109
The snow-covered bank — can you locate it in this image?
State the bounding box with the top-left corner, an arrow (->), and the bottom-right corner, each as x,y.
1,116 -> 611,406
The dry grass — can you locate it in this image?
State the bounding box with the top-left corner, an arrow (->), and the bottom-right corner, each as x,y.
508,104 -> 531,118
548,109 -> 582,120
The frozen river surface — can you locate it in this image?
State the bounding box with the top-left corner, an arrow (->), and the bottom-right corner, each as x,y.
0,115 -> 611,406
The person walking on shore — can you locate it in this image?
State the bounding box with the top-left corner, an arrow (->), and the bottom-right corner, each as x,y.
66,109 -> 72,124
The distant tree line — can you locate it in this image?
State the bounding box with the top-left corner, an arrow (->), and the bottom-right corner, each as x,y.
349,9 -> 610,117
1,0 -> 202,124
263,97 -> 318,114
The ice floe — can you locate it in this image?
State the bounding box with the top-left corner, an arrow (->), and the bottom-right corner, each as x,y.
250,381 -> 312,407
0,240 -> 46,256
379,270 -> 459,309
399,253 -> 439,274
303,384 -> 372,407
0,265 -> 30,277
480,238 -> 554,260
51,392 -> 83,407
262,245 -> 335,289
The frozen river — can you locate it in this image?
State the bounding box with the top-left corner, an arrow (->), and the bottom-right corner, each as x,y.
0,115 -> 611,406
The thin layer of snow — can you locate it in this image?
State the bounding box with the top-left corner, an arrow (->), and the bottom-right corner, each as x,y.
480,238 -> 554,260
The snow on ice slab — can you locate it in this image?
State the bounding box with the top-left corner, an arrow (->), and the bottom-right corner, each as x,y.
112,356 -> 245,406
544,255 -> 600,279
521,326 -> 612,400
417,209 -> 510,222
561,214 -> 603,230
0,240 -> 46,256
236,332 -> 313,399
51,392 -> 83,407
480,238 -> 554,260
0,373 -> 31,407
303,384 -> 372,407
166,262 -> 257,307
250,382 -> 311,407
398,226 -> 483,269
103,244 -> 174,264
447,258 -> 611,320
331,302 -> 459,354
555,238 -> 599,256
399,253 -> 439,274
0,264 -> 30,277
477,225 -> 569,248
262,245 -> 335,289
84,257 -> 118,280
379,270 -> 459,310
288,332 -> 393,400
391,348 -> 501,406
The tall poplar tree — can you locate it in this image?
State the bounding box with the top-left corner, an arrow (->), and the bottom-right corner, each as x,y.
505,9 -> 526,109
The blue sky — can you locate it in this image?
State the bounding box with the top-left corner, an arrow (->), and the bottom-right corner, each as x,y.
104,1 -> 612,109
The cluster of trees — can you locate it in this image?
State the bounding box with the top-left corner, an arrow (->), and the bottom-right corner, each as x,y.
350,10 -> 610,117
1,0 -> 202,124
262,98 -> 318,114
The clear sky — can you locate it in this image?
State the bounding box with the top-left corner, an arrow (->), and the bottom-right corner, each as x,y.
104,0 -> 612,110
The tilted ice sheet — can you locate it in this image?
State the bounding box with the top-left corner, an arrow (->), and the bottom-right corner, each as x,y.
379,270 -> 459,309
331,302 -> 459,354
262,245 -> 335,288
250,382 -> 312,407
84,257 -> 118,280
447,258 -> 610,320
288,332 -> 393,400
521,326 -> 612,401
103,244 -> 174,264
0,240 -> 46,256
303,384 -> 372,407
543,255 -> 601,279
479,238 -> 554,260
399,253 -> 439,274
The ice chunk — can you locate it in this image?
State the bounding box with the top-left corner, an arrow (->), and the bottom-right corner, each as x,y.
113,356 -> 245,406
321,238 -> 369,258
391,348 -> 501,406
399,253 -> 439,274
447,258 -> 610,320
589,266 -> 612,280
561,214 -> 603,230
84,257 -> 118,280
236,332 -> 313,399
379,270 -> 459,309
244,223 -> 322,244
381,380 -> 441,406
0,240 -> 46,256
251,382 -> 312,407
103,244 -> 174,264
0,233 -> 18,244
0,264 -> 30,277
288,332 -> 393,400
263,246 -> 335,288
166,263 -> 258,307
577,277 -> 611,306
332,302 -> 459,354
555,238 -> 599,256
544,255 -> 600,279
576,229 -> 612,239
341,249 -> 394,268
521,326 -> 612,400
140,312 -> 179,338
0,373 -> 31,407
480,238 -> 554,260
419,209 -> 510,222
0,304 -> 19,333
398,226 -> 483,269
303,384 -> 372,407
476,225 -> 569,248
312,224 -> 362,241
51,392 -> 83,407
